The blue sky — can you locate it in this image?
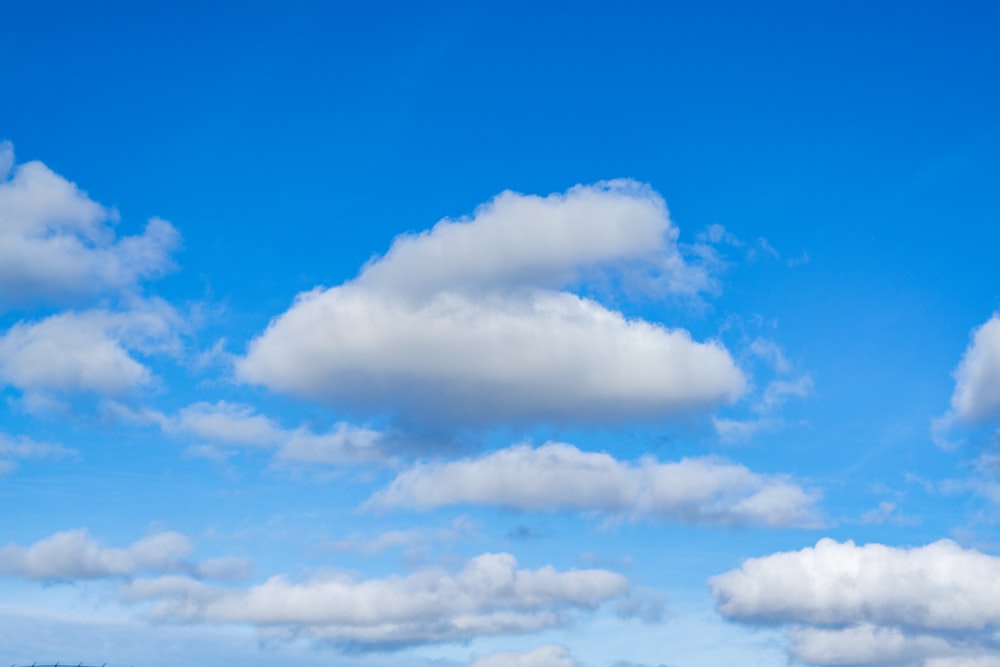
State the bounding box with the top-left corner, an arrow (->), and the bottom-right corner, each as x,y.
2,2 -> 1000,666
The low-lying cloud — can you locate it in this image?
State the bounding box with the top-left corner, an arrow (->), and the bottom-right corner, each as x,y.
121,552 -> 629,648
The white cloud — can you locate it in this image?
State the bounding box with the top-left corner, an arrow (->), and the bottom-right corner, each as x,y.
240,290 -> 743,425
925,658 -> 1000,667
0,142 -> 179,305
121,552 -> 628,648
933,314 -> 1000,448
0,529 -> 189,580
367,442 -> 818,527
0,433 -> 76,474
936,451 -> 1000,506
697,223 -> 743,247
356,180 -> 706,299
951,314 -> 1000,423
469,644 -> 578,667
748,337 -> 791,374
748,237 -> 781,261
237,181 -> 745,426
711,538 -> 1000,666
326,517 -> 475,556
712,369 -> 811,444
0,301 -> 181,398
857,501 -> 917,526
112,400 -> 388,466
711,416 -> 779,443
758,375 -> 813,413
788,624 -> 957,666
0,529 -> 250,582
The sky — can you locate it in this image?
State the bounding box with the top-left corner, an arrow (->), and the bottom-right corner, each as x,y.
2,1 -> 1000,666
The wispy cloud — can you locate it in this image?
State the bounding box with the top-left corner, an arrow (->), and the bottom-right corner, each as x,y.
367,442 -> 820,528
0,528 -> 250,581
121,553 -> 629,649
0,432 -> 76,474
468,644 -> 578,667
108,400 -> 389,467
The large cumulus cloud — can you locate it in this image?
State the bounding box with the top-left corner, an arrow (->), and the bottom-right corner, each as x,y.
711,538 -> 1000,666
237,181 -> 745,426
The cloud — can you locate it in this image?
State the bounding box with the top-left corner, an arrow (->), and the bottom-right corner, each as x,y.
326,517 -> 475,556
932,314 -> 1000,448
936,451 -> 1000,506
354,180 -> 707,299
788,624 -> 971,667
758,375 -> 813,413
0,300 -> 182,399
748,337 -> 791,374
697,223 -> 743,247
711,333 -> 811,444
0,529 -> 219,581
712,371 -> 811,444
711,416 -> 779,443
468,644 -> 578,667
111,400 -> 388,466
857,501 -> 917,526
0,142 -> 179,306
950,314 -> 1000,423
367,442 -> 818,527
711,538 -> 1000,665
120,552 -> 628,649
237,181 -> 745,426
0,433 -> 76,474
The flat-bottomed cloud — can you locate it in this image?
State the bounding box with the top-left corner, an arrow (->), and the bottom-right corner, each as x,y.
711,538 -> 1000,665
238,181 -> 745,426
368,442 -> 818,527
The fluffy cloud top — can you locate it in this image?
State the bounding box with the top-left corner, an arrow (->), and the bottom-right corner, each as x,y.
238,181 -> 745,425
356,180 -> 704,298
121,552 -> 627,648
367,442 -> 818,527
711,538 -> 1000,666
0,301 -> 181,398
0,141 -> 179,306
950,314 -> 1000,423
